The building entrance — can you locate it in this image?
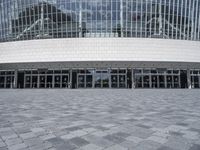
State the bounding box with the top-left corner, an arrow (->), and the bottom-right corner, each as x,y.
190,70 -> 200,88
23,70 -> 69,88
134,69 -> 181,88
77,69 -> 93,88
110,69 -> 127,88
0,71 -> 15,88
95,70 -> 109,88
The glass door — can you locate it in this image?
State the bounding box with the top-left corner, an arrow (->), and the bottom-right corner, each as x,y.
47,75 -> 53,88
25,76 -> 31,88
86,75 -> 93,88
102,71 -> 109,88
95,71 -> 101,88
32,76 -> 38,88
111,75 -> 118,88
0,76 -> 5,88
54,75 -> 61,88
119,75 -> 126,88
62,75 -> 68,88
151,75 -> 158,88
159,75 -> 165,88
78,75 -> 85,88
39,76 -> 46,88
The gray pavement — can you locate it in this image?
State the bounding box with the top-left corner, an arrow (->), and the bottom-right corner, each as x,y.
0,89 -> 200,150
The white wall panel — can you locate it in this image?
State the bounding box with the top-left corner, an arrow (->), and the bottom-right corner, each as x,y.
0,38 -> 200,64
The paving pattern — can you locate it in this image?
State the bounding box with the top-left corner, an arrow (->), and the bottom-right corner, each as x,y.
0,89 -> 200,150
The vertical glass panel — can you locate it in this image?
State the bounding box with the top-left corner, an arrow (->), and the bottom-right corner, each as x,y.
86,75 -> 92,88
62,75 -> 68,88
119,75 -> 126,88
0,77 -> 5,88
54,75 -> 61,88
32,76 -> 38,88
135,75 -> 142,88
78,75 -> 85,88
102,72 -> 109,88
95,71 -> 101,88
25,76 -> 31,88
143,75 -> 150,88
39,75 -> 46,88
47,75 -> 53,88
159,75 -> 165,88
151,75 -> 158,88
111,75 -> 118,88
167,75 -> 173,88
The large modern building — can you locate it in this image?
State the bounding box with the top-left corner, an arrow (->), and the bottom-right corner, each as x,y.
0,0 -> 200,89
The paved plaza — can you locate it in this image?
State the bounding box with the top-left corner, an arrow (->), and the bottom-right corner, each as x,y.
0,89 -> 200,150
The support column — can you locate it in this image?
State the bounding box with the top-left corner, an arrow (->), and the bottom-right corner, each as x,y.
109,68 -> 111,88
187,69 -> 192,89
92,70 -> 95,89
37,74 -> 40,88
132,68 -> 135,89
52,73 -> 55,88
164,74 -> 167,88
149,74 -> 152,88
14,70 -> 18,89
70,69 -> 72,89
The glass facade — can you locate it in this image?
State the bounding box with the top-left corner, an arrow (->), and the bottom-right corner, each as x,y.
2,68 -> 199,89
0,0 -> 200,42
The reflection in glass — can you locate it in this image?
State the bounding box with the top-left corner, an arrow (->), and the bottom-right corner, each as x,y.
86,75 -> 92,88
40,76 -> 46,88
62,75 -> 68,88
78,75 -> 85,88
0,77 -> 5,88
32,76 -> 38,88
111,75 -> 118,88
0,0 -> 199,42
47,75 -> 53,88
25,76 -> 31,88
54,75 -> 61,88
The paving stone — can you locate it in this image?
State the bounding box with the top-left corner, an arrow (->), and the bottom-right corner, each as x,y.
119,140 -> 138,149
105,144 -> 128,150
79,143 -> 102,150
104,134 -> 125,144
20,132 -> 36,139
134,140 -> 161,150
54,141 -> 77,150
82,135 -> 113,148
0,141 -> 6,148
8,143 -> 27,150
47,137 -> 66,146
189,144 -> 200,150
0,147 -> 8,150
113,132 -> 130,138
0,89 -> 200,150
147,135 -> 168,144
157,146 -> 176,150
164,136 -> 192,150
5,138 -> 23,146
126,136 -> 144,143
69,137 -> 90,147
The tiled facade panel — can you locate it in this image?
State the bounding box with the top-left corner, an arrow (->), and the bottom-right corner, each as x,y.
0,38 -> 200,64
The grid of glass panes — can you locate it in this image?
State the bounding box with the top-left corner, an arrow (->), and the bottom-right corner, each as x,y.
77,69 -> 93,88
190,69 -> 200,88
0,71 -> 15,88
0,0 -> 200,42
24,69 -> 69,88
134,68 -> 180,88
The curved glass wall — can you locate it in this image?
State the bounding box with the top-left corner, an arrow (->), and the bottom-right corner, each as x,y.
0,0 -> 200,42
